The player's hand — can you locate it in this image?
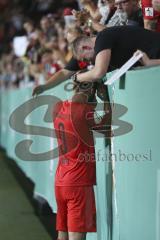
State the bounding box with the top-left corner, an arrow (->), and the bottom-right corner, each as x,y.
97,83 -> 109,101
32,85 -> 45,97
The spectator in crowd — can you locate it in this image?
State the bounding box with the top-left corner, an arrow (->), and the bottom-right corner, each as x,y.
1,0 -> 160,92
72,7 -> 125,32
114,0 -> 144,26
63,7 -> 76,27
0,53 -> 28,88
80,0 -> 102,21
53,80 -> 111,240
40,15 -> 57,40
33,19 -> 160,97
39,48 -> 62,80
10,8 -> 25,34
1,61 -> 17,88
33,0 -> 54,16
98,0 -> 116,25
33,24 -> 160,97
23,20 -> 35,39
73,0 -> 143,33
141,0 -> 160,31
70,26 -> 160,83
0,0 -> 85,90
25,31 -> 41,64
32,26 -> 84,96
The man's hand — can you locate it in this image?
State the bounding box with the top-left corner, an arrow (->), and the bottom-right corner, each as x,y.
134,49 -> 160,67
72,9 -> 90,25
32,85 -> 45,97
134,50 -> 150,66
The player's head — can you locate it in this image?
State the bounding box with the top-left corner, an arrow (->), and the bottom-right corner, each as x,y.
71,36 -> 95,61
72,81 -> 98,103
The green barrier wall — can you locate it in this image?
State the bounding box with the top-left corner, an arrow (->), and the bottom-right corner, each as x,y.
110,66 -> 160,240
0,66 -> 160,240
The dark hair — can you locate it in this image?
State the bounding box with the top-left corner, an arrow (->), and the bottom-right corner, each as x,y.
73,81 -> 97,103
75,81 -> 97,92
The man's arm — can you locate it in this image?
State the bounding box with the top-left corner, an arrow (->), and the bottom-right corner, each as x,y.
32,69 -> 75,96
76,49 -> 111,82
142,57 -> 160,66
134,50 -> 160,66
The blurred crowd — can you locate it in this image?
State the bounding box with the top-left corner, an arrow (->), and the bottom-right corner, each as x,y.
0,0 -> 160,89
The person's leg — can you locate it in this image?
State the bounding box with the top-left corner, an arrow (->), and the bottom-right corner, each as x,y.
57,231 -> 68,240
68,232 -> 86,240
67,186 -> 96,239
55,186 -> 68,239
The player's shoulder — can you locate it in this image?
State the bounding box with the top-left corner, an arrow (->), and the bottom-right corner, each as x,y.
70,101 -> 94,119
54,100 -> 64,110
52,100 -> 68,119
98,26 -> 126,35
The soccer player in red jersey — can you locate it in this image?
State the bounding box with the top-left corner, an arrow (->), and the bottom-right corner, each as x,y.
53,80 -> 111,240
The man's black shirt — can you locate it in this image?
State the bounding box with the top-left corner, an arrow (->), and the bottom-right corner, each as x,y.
127,9 -> 144,27
65,57 -> 80,72
95,26 -> 160,71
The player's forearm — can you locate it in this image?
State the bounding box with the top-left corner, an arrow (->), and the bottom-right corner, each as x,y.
43,69 -> 74,90
76,68 -> 103,82
100,102 -> 112,125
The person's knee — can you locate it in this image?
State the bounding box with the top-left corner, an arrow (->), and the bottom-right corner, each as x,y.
57,238 -> 68,240
57,237 -> 68,240
69,232 -> 86,240
58,231 -> 68,240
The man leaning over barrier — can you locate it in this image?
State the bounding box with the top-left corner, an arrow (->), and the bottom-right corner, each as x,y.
70,25 -> 160,83
32,25 -> 160,97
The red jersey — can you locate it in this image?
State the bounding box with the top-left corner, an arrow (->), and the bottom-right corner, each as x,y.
141,0 -> 160,31
53,100 -> 97,187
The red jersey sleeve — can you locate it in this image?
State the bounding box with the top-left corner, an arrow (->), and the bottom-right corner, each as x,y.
141,0 -> 160,20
